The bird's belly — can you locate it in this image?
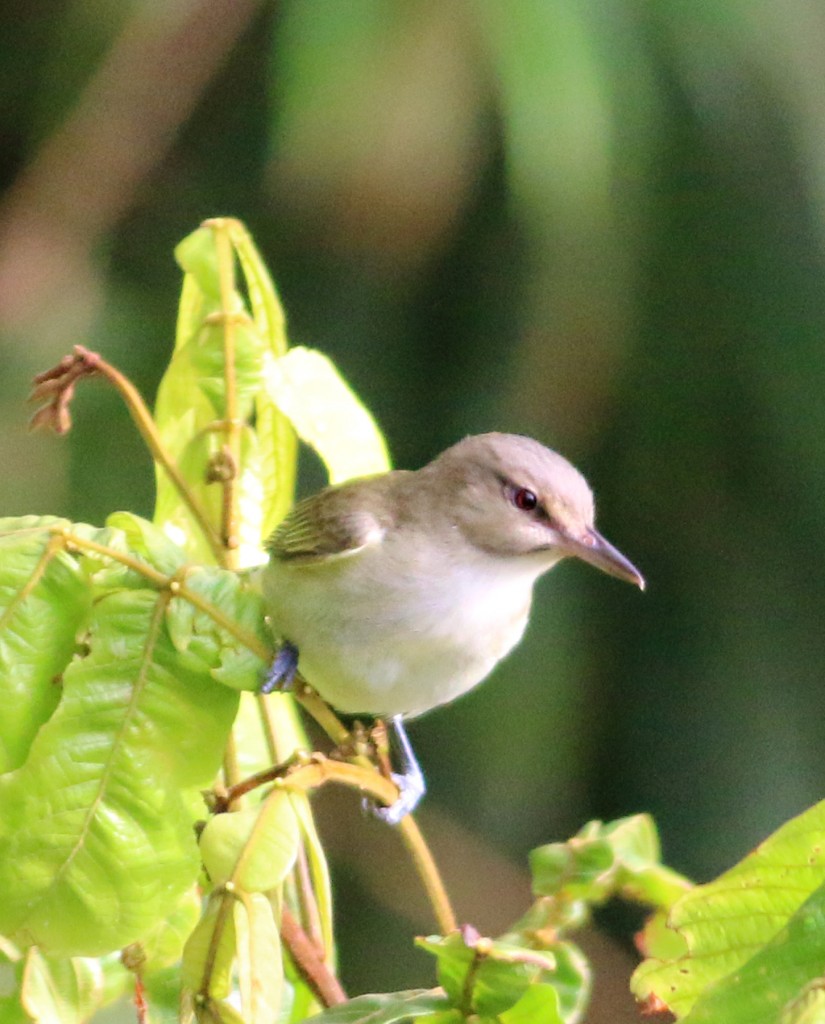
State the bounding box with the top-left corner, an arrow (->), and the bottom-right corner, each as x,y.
303,611 -> 528,718
265,561 -> 534,718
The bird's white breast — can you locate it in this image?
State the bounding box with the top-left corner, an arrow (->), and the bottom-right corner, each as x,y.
264,540 -> 550,718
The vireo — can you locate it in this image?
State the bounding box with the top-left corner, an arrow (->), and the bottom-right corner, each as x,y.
262,432 -> 643,821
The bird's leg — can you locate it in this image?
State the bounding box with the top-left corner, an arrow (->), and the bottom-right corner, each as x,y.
367,715 -> 426,825
261,640 -> 300,694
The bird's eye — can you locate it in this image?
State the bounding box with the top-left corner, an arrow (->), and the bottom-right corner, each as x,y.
512,487 -> 538,512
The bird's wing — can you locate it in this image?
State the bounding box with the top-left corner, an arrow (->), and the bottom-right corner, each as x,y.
266,488 -> 386,563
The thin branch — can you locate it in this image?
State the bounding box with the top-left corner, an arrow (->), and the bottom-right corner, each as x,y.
294,841 -> 326,955
209,220 -> 242,560
51,526 -> 270,660
285,683 -> 458,933
219,753 -> 398,811
222,731 -> 243,811
398,816 -> 458,935
197,890 -> 234,1004
281,907 -> 347,1007
220,753 -> 458,935
30,346 -> 225,562
294,680 -> 356,749
256,695 -> 330,977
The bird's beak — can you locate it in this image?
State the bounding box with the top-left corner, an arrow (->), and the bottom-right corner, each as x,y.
564,528 -> 646,590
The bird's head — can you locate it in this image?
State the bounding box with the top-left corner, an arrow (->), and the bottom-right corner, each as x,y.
426,432 -> 644,589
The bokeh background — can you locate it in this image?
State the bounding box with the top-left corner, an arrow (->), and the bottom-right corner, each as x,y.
3,1 -> 825,1019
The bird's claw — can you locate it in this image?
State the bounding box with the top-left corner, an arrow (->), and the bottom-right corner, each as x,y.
261,641 -> 299,694
363,715 -> 426,824
365,769 -> 426,825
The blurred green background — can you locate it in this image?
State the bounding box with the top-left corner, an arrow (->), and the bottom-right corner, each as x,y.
3,0 -> 825,1017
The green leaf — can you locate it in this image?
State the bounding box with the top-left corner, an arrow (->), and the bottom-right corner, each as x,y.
154,336 -> 226,564
290,791 -> 335,958
159,222 -> 271,565
633,798 -> 825,1019
782,982 -> 825,1024
416,932 -> 476,1005
180,318 -> 264,423
0,516 -> 90,774
20,947 -> 104,1024
303,989 -> 450,1023
228,211 -> 297,536
499,983 -> 563,1024
137,886 -> 202,970
211,1002 -> 249,1024
182,894 -> 236,1000
105,510 -> 192,577
164,564 -> 269,691
471,956 -> 542,1017
472,941 -> 556,1018
225,221 -> 288,362
600,814 -> 692,907
544,942 -> 590,1023
529,836 -> 614,901
0,574 -> 239,955
0,939 -> 28,1024
175,225 -> 223,302
676,882 -> 825,1024
230,691 -> 275,776
141,965 -> 189,1024
160,219 -> 303,563
530,814 -> 690,909
262,347 -> 390,486
416,1012 -> 463,1024
199,792 -> 300,891
417,932 -> 557,1018
234,894 -> 282,1024
182,894 -> 284,1022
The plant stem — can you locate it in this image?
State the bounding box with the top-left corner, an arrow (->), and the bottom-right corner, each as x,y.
222,730 -> 242,811
398,816 -> 457,935
211,220 -> 242,562
289,688 -> 458,933
230,753 -> 458,935
65,347 -> 226,562
281,907 -> 347,1007
295,682 -> 353,749
294,842 -> 326,954
54,526 -> 271,661
0,532 -> 64,631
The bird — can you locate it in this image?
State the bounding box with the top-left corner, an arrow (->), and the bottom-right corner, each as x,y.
261,432 -> 644,822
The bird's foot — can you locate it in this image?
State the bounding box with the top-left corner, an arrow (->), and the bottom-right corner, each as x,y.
364,715 -> 426,825
370,769 -> 426,825
261,641 -> 299,694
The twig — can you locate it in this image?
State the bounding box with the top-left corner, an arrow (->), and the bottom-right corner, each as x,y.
221,752 -> 458,935
219,753 -> 397,810
222,730 -> 243,811
287,686 -> 458,933
30,347 -> 225,562
398,816 -> 457,935
208,220 -> 243,560
281,907 -> 347,1007
49,526 -> 270,660
294,680 -> 357,750
294,841 -> 326,955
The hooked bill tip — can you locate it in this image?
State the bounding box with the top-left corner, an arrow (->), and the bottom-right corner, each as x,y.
571,528 -> 646,591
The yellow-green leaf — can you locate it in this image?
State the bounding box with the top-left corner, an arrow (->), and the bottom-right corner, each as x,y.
199,792 -> 300,892
263,347 -> 390,486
